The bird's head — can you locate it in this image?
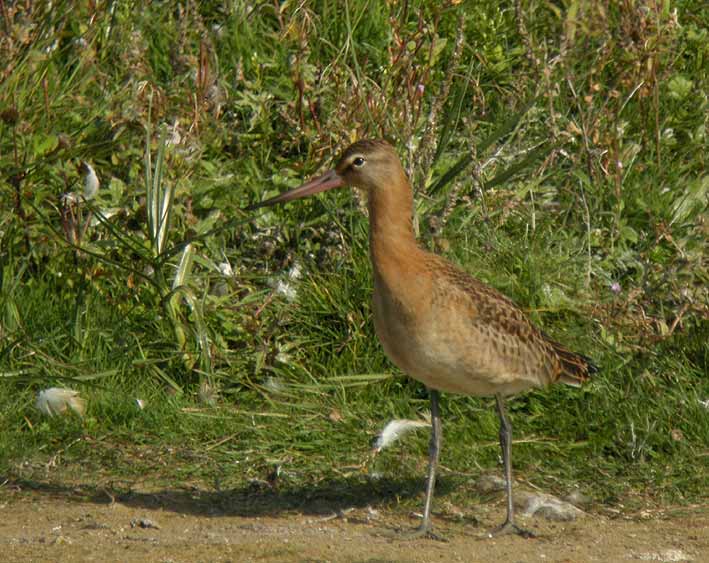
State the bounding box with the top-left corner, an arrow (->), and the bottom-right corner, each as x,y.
247,139 -> 403,210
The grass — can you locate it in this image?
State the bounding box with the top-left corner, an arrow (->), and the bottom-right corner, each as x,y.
1,0 -> 707,515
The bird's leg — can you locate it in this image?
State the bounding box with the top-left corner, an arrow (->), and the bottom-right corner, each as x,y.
492,394 -> 535,538
397,388 -> 446,541
420,388 -> 442,533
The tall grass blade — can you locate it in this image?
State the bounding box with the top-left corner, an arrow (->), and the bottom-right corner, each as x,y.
429,97 -> 537,195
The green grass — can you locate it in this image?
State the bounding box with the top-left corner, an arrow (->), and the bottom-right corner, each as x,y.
1,1 -> 707,513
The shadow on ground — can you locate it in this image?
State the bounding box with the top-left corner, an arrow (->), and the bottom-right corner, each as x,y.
4,474 -> 465,520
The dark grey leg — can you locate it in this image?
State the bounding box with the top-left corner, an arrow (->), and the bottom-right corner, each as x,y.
418,388 -> 442,534
391,388 -> 446,541
493,394 -> 534,538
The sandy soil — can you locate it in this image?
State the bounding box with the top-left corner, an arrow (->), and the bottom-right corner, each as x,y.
1,480 -> 706,563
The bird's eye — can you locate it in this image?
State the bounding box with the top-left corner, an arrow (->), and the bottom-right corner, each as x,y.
352,157 -> 365,168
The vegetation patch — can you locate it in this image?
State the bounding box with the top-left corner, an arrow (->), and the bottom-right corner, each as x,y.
1,1 -> 707,511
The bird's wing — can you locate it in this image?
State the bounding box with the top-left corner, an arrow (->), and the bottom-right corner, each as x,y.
432,258 -> 596,386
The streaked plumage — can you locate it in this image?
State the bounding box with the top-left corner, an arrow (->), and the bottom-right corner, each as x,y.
250,139 -> 597,538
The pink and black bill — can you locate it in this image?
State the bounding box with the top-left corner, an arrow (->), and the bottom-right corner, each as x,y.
246,169 -> 345,211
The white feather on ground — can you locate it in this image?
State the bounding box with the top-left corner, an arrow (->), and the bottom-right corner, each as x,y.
217,261 -> 234,277
81,162 -> 99,200
372,416 -> 431,453
35,387 -> 86,417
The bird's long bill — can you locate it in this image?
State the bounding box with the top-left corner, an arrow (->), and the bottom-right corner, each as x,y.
247,169 -> 345,211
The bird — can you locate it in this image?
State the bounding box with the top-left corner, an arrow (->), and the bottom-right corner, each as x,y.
248,139 -> 597,538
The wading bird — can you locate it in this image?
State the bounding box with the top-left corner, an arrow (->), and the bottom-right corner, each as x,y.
248,139 -> 597,538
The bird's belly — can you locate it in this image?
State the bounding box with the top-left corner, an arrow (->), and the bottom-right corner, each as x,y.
373,290 -> 542,397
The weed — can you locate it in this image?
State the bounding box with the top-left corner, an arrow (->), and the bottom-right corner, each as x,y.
0,1 -> 706,510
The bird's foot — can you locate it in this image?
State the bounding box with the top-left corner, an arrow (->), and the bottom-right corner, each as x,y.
380,522 -> 448,542
404,523 -> 449,542
490,520 -> 535,539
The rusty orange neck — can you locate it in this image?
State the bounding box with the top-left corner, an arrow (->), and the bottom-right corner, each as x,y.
367,172 -> 421,275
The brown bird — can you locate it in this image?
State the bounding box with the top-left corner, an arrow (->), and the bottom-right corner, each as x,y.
249,139 -> 597,538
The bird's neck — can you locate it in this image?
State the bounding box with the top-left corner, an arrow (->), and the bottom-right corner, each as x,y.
367,175 -> 422,277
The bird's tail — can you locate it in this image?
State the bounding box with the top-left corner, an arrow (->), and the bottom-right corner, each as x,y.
547,338 -> 598,387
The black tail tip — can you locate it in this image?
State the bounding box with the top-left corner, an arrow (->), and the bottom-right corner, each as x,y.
581,354 -> 599,375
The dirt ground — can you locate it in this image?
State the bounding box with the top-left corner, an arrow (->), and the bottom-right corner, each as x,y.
1,480 -> 706,563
